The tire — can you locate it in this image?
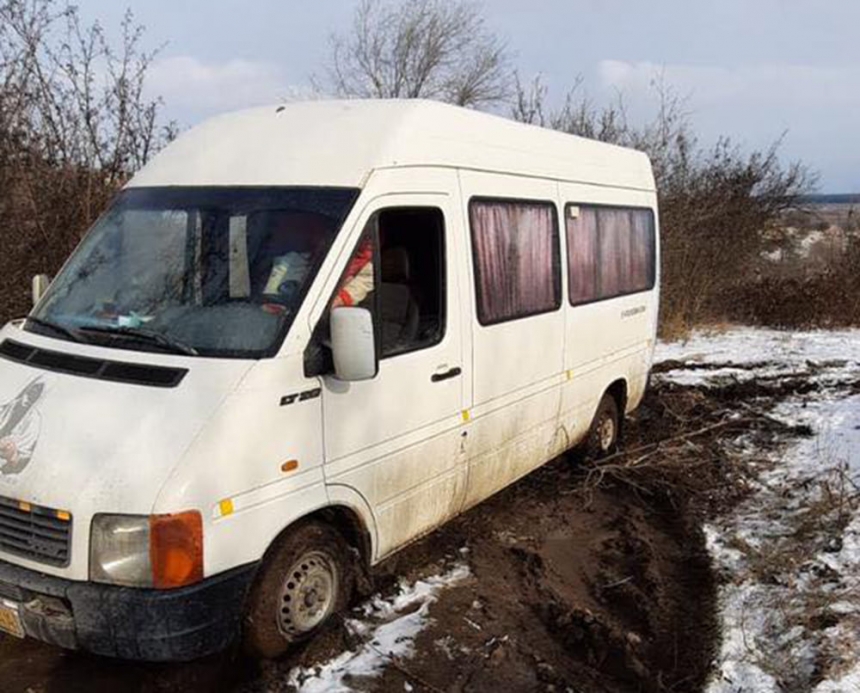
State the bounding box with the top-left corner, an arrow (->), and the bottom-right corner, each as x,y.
243,521 -> 354,659
585,393 -> 620,460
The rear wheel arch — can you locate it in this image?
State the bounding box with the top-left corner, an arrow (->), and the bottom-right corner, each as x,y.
605,377 -> 629,443
581,379 -> 628,460
606,378 -> 628,416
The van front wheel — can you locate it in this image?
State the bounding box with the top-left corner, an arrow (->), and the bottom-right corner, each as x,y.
585,393 -> 620,460
243,522 -> 353,659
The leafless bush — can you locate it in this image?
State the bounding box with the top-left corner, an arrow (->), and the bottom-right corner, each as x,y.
322,0 -> 512,108
0,0 -> 172,322
512,74 -> 817,335
725,213 -> 860,328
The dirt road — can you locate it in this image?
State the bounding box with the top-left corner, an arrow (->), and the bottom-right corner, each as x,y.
0,362 -> 813,693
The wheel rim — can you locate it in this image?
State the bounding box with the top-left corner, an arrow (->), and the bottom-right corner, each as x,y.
277,550 -> 339,636
598,415 -> 616,452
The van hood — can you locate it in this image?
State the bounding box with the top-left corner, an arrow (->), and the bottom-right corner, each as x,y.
0,329 -> 252,521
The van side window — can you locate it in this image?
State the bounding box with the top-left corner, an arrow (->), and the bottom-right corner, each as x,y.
469,199 -> 560,325
566,205 -> 655,305
373,207 -> 446,356
306,207 -> 446,374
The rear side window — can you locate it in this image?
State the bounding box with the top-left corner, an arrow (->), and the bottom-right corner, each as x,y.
469,199 -> 560,325
566,205 -> 655,305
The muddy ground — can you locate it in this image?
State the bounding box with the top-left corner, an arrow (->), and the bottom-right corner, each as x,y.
0,369 -> 819,693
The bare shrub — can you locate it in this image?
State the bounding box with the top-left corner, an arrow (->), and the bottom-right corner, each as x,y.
0,0 -> 173,323
512,75 -> 817,335
730,204 -> 860,328
322,0 -> 512,108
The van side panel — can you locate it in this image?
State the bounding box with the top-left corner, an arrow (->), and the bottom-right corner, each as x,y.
457,171 -> 566,509
557,183 -> 660,445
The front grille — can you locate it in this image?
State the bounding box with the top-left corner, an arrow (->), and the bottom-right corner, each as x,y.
0,496 -> 71,567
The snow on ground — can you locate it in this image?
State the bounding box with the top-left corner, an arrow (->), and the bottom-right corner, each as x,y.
656,327 -> 860,388
287,564 -> 470,693
656,328 -> 860,692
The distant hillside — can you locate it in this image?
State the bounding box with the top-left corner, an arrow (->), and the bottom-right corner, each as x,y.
799,194 -> 860,205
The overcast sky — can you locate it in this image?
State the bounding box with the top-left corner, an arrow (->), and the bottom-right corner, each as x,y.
80,0 -> 859,192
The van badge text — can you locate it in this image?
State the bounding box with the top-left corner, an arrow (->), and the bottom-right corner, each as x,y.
280,388 -> 322,407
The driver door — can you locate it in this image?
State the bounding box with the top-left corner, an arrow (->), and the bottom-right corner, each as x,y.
320,195 -> 467,560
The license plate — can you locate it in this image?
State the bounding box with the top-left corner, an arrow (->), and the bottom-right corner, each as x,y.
0,600 -> 24,639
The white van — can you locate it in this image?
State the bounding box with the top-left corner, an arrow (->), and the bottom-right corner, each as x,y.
0,100 -> 659,660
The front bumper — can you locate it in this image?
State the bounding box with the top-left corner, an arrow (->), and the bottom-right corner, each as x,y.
0,558 -> 258,661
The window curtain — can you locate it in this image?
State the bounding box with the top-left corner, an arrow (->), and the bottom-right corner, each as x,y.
567,207 -> 599,304
470,201 -> 558,324
568,206 -> 655,303
598,208 -> 629,298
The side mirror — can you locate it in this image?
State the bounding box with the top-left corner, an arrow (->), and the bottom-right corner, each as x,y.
32,274 -> 51,307
330,307 -> 377,382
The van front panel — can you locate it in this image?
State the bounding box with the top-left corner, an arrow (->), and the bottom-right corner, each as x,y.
0,323 -> 253,580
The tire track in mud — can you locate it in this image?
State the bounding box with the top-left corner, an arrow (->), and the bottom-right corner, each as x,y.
261,372 -> 814,693
353,442 -> 722,693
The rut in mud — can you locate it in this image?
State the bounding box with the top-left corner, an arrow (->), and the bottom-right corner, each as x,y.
254,369 -> 820,693
1,363 -> 832,693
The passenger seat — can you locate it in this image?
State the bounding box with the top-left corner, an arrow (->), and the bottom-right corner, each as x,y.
379,247 -> 419,353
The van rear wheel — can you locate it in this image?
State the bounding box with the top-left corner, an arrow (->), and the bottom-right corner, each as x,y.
585,393 -> 620,459
243,521 -> 353,659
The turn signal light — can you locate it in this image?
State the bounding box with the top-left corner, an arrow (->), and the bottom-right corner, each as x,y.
149,511 -> 204,589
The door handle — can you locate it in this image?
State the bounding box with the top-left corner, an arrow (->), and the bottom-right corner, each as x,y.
431,367 -> 462,383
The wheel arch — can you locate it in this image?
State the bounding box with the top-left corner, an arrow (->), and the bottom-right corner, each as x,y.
312,504 -> 373,568
606,377 -> 628,415
259,502 -> 375,571
603,377 -> 629,441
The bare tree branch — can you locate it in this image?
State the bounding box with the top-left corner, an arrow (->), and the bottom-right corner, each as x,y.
322,0 -> 512,109
0,0 -> 173,322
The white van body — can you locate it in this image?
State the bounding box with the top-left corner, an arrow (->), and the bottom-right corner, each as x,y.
0,100 -> 659,660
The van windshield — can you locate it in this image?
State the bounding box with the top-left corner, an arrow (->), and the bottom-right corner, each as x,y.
28,186 -> 359,358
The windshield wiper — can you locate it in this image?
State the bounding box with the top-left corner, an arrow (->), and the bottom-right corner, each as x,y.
25,316 -> 88,344
79,325 -> 199,356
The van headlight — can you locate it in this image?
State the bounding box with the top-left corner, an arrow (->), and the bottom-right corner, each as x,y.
90,512 -> 203,589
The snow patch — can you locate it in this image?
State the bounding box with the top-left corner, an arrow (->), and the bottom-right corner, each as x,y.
287,564 -> 470,692
655,327 -> 860,388
660,328 -> 860,692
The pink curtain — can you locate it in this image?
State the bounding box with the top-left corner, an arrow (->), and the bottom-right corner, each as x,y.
598,208 -> 629,297
567,208 -> 599,304
470,201 -> 558,324
567,206 -> 654,303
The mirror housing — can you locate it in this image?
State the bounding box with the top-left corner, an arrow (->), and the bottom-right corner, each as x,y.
330,307 -> 377,381
32,274 -> 51,307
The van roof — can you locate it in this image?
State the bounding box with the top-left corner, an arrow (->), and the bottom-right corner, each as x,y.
128,99 -> 655,192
